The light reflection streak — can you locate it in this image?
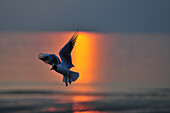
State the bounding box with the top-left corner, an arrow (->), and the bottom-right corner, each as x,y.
72,32 -> 98,84
70,32 -> 101,113
74,111 -> 107,113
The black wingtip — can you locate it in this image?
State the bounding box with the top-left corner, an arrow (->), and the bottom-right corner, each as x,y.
71,28 -> 79,41
74,26 -> 79,32
76,27 -> 79,32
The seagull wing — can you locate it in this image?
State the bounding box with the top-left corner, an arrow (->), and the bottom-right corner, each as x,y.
38,53 -> 61,66
59,29 -> 79,69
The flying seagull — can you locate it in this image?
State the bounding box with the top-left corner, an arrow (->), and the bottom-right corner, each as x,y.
38,29 -> 79,87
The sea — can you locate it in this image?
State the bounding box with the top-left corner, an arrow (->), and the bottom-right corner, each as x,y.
0,31 -> 170,113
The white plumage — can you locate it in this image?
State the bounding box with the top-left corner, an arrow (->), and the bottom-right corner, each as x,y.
38,29 -> 79,86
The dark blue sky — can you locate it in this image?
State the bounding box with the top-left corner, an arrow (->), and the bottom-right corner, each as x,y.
0,0 -> 170,32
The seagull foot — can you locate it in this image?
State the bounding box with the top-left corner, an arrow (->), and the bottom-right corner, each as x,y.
65,83 -> 68,87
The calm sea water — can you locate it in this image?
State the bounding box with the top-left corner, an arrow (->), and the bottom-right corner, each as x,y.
0,32 -> 170,113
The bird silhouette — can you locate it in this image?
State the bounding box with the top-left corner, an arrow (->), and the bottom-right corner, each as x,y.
38,29 -> 79,87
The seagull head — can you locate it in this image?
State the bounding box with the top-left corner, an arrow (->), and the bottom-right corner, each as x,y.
38,53 -> 48,61
50,64 -> 57,71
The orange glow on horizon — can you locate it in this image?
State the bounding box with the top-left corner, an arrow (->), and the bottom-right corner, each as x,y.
72,32 -> 98,84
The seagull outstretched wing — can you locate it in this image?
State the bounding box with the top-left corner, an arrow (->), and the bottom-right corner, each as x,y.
38,53 -> 61,66
59,29 -> 79,69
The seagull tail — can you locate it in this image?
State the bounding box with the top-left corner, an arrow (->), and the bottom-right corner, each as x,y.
63,71 -> 79,83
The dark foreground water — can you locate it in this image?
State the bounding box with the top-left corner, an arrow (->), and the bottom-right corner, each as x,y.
0,32 -> 170,113
0,84 -> 170,113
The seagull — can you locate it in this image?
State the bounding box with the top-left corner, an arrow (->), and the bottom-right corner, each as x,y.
38,29 -> 79,87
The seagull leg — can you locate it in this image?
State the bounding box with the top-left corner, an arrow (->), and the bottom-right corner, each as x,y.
65,82 -> 68,87
69,75 -> 71,84
65,77 -> 68,87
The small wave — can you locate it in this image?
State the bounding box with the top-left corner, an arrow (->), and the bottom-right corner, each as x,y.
0,90 -> 114,96
0,90 -> 170,98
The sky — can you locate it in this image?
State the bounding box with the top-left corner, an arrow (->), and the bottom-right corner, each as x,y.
0,0 -> 170,32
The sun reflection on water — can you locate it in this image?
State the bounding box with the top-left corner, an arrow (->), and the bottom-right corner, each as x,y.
72,32 -> 98,84
74,111 -> 107,113
70,32 -> 102,113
